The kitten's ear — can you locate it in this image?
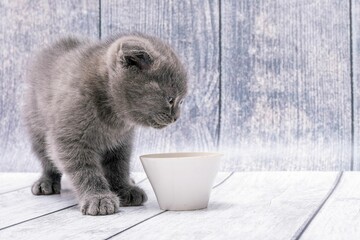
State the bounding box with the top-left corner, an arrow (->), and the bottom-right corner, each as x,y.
121,50 -> 152,70
118,42 -> 153,70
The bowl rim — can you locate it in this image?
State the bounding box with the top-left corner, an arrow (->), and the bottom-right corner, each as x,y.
140,151 -> 223,160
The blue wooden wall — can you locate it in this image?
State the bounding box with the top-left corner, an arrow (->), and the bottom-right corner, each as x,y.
0,0 -> 358,171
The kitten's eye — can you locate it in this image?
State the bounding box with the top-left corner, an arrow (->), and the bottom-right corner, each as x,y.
179,99 -> 184,105
167,97 -> 174,105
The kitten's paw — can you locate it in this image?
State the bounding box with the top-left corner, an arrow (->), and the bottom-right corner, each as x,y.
80,192 -> 120,216
118,186 -> 148,206
31,178 -> 61,195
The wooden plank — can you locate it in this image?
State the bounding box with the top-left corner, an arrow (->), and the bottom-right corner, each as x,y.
352,0 -> 360,170
113,172 -> 338,239
101,0 -> 220,171
220,0 -> 352,170
0,173 -> 146,230
0,173 -> 231,238
0,173 -> 40,194
300,172 -> 360,239
0,0 -> 99,172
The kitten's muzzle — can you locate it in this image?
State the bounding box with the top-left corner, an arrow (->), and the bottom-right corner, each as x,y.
148,119 -> 167,129
153,113 -> 176,126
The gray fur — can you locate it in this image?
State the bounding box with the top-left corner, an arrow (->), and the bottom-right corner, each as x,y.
22,33 -> 188,215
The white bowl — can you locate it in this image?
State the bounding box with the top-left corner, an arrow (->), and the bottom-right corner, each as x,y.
140,152 -> 222,211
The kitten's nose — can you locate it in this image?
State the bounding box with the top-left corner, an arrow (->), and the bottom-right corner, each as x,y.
171,110 -> 179,122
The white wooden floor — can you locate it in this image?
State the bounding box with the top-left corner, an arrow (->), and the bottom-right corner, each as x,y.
0,172 -> 359,240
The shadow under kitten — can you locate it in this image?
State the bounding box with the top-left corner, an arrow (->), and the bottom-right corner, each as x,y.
22,33 -> 188,215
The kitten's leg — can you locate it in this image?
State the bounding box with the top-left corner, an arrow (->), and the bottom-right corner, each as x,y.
52,137 -> 119,215
30,132 -> 62,195
102,138 -> 147,206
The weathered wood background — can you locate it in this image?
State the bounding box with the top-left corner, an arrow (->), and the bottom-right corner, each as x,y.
0,0 -> 358,171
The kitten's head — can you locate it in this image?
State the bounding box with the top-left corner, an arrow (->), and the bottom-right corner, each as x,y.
106,33 -> 188,129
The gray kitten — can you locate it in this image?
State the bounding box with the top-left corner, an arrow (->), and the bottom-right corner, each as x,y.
22,33 -> 187,215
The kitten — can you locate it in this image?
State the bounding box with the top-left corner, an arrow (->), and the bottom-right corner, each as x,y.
22,33 -> 188,215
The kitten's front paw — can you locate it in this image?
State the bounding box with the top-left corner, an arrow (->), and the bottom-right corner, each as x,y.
118,186 -> 148,206
80,192 -> 120,216
32,178 -> 61,195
